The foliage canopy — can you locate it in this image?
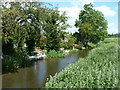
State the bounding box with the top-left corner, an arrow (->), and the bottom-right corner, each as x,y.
75,3 -> 108,47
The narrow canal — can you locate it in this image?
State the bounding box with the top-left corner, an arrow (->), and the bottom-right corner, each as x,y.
2,49 -> 91,88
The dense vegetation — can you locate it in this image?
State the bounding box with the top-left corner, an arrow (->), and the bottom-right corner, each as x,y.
1,1 -> 118,88
46,49 -> 78,58
2,50 -> 30,72
75,3 -> 108,47
2,2 -> 69,54
46,50 -> 66,58
45,38 -> 118,88
1,2 -> 110,76
108,33 -> 120,38
69,49 -> 78,53
1,2 -> 69,72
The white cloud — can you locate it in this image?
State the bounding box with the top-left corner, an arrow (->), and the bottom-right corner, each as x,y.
58,6 -> 117,34
58,6 -> 81,33
115,6 -> 118,10
94,6 -> 116,17
71,0 -> 95,7
107,22 -> 118,34
108,22 -> 114,27
108,27 -> 118,34
94,6 -> 117,34
67,27 -> 79,33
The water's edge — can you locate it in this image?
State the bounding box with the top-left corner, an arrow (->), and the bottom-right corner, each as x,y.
2,49 -> 91,88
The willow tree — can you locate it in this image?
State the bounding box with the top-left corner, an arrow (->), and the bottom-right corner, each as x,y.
75,3 -> 108,47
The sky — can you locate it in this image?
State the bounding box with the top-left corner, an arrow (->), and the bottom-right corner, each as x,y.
1,0 -> 119,34
48,1 -> 118,34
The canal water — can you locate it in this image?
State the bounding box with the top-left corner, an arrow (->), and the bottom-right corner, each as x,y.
2,49 -> 91,88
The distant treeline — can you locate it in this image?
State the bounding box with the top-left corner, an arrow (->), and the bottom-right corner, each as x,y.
108,33 -> 120,38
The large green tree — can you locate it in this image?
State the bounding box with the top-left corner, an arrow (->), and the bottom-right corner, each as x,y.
2,2 -> 47,54
2,2 -> 25,54
2,2 -> 69,54
75,3 -> 108,47
72,32 -> 80,44
22,2 -> 47,54
43,8 -> 69,52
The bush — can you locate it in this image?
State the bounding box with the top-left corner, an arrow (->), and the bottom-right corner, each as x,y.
39,38 -> 47,50
69,49 -> 78,53
44,38 -> 118,88
60,43 -> 69,49
67,38 -> 74,49
2,51 -> 30,72
46,50 -> 66,58
87,43 -> 96,48
2,36 -> 15,55
40,44 -> 47,50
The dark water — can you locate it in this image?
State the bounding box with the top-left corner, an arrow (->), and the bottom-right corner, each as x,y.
2,49 -> 91,88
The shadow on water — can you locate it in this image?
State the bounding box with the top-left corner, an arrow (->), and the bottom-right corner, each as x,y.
2,48 -> 92,88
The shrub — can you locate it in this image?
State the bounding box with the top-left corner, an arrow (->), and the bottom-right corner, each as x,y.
87,43 -> 96,48
40,44 -> 47,50
69,49 -> 78,53
2,51 -> 30,72
60,43 -> 71,49
46,50 -> 66,58
2,36 -> 15,55
67,38 -> 74,49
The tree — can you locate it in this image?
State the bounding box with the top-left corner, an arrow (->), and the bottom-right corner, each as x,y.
67,38 -> 74,49
23,2 -> 47,54
2,2 -> 47,54
75,3 -> 108,47
2,2 -> 25,54
43,8 -> 69,52
72,32 -> 80,44
2,2 -> 69,54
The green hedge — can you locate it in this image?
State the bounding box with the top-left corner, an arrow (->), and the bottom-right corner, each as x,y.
44,38 -> 118,88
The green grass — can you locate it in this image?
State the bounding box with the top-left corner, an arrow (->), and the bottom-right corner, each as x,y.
44,38 -> 119,88
46,50 -> 66,58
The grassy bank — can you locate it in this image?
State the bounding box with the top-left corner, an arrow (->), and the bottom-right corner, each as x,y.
69,48 -> 78,54
44,38 -> 118,88
46,50 -> 66,58
46,49 -> 78,58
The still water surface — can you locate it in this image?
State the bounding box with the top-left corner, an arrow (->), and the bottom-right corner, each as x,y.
2,49 -> 91,88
